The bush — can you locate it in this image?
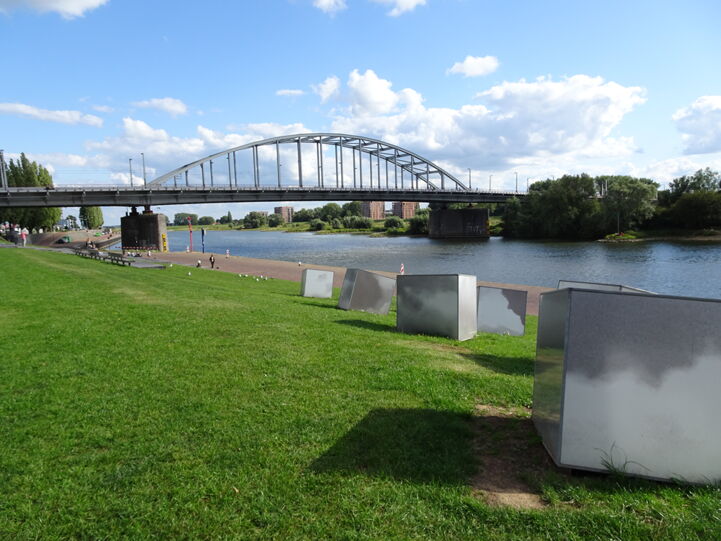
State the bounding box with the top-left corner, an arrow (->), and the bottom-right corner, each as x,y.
384,216 -> 405,230
309,219 -> 327,231
267,213 -> 284,227
330,218 -> 343,229
198,216 -> 215,226
407,209 -> 430,235
342,216 -> 372,229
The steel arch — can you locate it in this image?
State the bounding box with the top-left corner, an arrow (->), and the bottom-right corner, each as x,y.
146,133 -> 467,191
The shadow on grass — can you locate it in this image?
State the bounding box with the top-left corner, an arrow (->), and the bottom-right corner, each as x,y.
290,298 -> 339,310
461,352 -> 534,377
335,319 -> 397,333
311,408 -> 476,485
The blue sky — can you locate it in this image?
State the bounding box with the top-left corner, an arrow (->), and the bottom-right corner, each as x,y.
1,0 -> 720,224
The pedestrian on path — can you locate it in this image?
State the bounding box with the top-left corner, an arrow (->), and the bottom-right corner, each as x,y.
225,249 -> 230,259
209,254 -> 216,269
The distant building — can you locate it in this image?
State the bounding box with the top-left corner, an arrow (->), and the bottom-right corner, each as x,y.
274,206 -> 294,223
257,211 -> 269,217
361,201 -> 385,220
392,201 -> 420,219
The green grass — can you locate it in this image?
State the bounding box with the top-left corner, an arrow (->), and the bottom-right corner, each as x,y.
1,249 -> 719,539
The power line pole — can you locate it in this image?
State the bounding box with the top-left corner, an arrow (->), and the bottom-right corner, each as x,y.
0,150 -> 7,191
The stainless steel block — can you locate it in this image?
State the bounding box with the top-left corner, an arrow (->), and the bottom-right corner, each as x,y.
397,274 -> 477,341
300,268 -> 334,298
534,288 -> 721,483
558,280 -> 654,294
476,286 -> 527,336
337,268 -> 395,315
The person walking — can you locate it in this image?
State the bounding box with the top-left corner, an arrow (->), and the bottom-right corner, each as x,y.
209,254 -> 216,269
225,249 -> 230,259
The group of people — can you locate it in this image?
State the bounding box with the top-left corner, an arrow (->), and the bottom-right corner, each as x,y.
1,223 -> 30,246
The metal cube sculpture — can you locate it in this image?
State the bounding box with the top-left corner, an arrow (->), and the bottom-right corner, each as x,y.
396,274 -> 477,341
534,288 -> 721,483
558,280 -> 654,294
300,269 -> 334,299
337,269 -> 395,315
476,286 -> 527,336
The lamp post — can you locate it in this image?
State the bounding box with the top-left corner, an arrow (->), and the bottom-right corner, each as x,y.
527,177 -> 530,191
467,168 -> 471,190
141,152 -> 147,185
128,158 -> 134,187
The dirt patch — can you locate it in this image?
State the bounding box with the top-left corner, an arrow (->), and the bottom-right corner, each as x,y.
394,340 -> 478,373
472,404 -> 551,510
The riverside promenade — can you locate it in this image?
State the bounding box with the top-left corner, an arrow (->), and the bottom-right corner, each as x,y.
149,250 -> 552,315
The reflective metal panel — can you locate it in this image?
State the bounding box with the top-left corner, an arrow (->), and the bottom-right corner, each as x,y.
535,288 -> 721,483
558,280 -> 654,294
300,269 -> 334,299
337,269 -> 395,315
532,289 -> 569,462
397,274 -> 477,341
476,286 -> 527,336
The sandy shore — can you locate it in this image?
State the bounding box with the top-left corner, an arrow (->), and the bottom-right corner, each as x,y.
148,250 -> 552,316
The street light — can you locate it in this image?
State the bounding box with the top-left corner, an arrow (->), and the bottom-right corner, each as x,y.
141,152 -> 147,185
467,168 -> 472,190
527,177 -> 530,191
128,158 -> 134,187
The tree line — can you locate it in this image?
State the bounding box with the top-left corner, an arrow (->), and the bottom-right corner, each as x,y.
502,169 -> 721,240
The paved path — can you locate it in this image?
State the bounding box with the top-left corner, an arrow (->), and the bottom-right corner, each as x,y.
149,250 -> 552,315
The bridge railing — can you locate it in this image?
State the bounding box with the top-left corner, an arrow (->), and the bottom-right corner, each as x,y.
7,184 -> 527,195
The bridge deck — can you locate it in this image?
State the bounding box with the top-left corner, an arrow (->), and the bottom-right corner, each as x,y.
0,186 -> 525,207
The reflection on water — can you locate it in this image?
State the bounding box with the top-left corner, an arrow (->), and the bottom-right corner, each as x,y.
168,230 -> 721,298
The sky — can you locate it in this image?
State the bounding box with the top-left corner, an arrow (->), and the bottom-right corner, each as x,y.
1,0 -> 720,225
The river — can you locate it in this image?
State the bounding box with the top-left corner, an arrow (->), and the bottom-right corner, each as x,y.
166,230 -> 721,299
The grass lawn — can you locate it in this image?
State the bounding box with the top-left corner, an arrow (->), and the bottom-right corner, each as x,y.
0,249 -> 719,539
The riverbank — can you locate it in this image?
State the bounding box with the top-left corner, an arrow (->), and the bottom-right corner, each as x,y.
2,247 -> 717,539
149,250 -> 552,315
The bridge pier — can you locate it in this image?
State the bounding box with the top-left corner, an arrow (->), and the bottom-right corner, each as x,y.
429,207 -> 489,239
120,206 -> 168,251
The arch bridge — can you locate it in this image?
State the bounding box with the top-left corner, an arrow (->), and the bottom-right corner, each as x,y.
0,133 -> 524,208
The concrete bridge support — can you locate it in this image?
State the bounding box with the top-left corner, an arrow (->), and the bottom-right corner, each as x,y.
429,207 -> 489,239
120,206 -> 168,251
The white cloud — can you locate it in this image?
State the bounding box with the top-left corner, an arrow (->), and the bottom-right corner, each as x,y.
672,96 -> 721,155
447,55 -> 499,78
91,104 -> 114,113
313,0 -> 346,14
132,97 -> 188,116
276,89 -> 305,97
346,69 -> 399,116
0,102 -> 103,126
371,0 -> 426,16
0,0 -> 108,18
312,75 -> 340,103
328,72 -> 646,173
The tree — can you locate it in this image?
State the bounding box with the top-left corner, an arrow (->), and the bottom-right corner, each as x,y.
218,211 -> 233,224
342,201 -> 362,217
174,213 -> 198,226
342,215 -> 372,229
198,216 -> 215,225
65,215 -> 79,229
384,216 -> 405,230
318,203 -> 342,222
600,176 -> 657,232
79,207 -> 104,229
243,211 -> 267,229
309,218 -> 327,231
293,208 -> 317,222
669,168 -> 721,203
407,208 -> 430,235
672,192 -> 721,229
267,213 -> 284,227
0,153 -> 61,229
